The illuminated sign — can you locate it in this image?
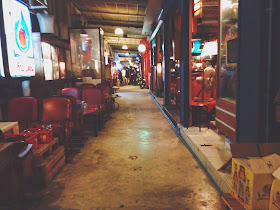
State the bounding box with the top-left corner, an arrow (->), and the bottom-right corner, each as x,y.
2,0 -> 35,77
192,40 -> 203,54
194,0 -> 202,18
119,57 -> 132,61
0,34 -> 4,77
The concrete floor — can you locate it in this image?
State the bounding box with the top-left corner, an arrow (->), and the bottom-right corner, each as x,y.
31,86 -> 221,209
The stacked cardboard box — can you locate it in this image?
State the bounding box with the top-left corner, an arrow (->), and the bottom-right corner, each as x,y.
230,143 -> 280,210
269,167 -> 280,210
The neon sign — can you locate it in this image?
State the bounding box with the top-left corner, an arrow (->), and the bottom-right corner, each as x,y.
2,0 -> 35,77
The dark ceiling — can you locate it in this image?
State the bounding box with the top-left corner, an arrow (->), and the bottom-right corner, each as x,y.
71,0 -> 150,54
67,0 -> 219,54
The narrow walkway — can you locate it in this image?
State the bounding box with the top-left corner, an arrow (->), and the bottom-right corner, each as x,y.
33,86 -> 221,209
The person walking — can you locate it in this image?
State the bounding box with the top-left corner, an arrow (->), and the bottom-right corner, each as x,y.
125,67 -> 131,85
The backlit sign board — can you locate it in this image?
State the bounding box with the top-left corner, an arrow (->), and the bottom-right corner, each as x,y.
194,0 -> 202,18
2,0 -> 35,77
0,34 -> 4,77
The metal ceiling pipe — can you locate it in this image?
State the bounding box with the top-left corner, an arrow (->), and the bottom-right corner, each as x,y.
149,20 -> 163,42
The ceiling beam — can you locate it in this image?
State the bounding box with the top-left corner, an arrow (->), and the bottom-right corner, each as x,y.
88,19 -> 143,28
81,10 -> 145,18
113,50 -> 139,54
104,33 -> 147,38
83,0 -> 148,6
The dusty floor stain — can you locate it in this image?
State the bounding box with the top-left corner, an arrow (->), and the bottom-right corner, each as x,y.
28,86 -> 221,209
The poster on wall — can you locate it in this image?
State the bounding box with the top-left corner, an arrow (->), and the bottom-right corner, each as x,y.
0,34 -> 5,77
51,46 -> 59,80
2,0 -> 35,77
41,42 -> 53,80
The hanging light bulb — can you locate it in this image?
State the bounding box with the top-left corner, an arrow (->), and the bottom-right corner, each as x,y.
115,27 -> 123,35
122,45 -> 128,50
80,29 -> 88,37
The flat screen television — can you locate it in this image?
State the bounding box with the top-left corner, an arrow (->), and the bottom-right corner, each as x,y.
192,40 -> 202,54
2,0 -> 35,77
226,37 -> 238,66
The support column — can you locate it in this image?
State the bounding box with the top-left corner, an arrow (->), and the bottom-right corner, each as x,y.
163,19 -> 170,106
179,0 -> 191,127
236,0 -> 280,143
150,48 -> 153,91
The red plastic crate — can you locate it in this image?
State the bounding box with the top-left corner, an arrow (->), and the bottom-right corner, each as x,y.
22,133 -> 39,150
38,129 -> 53,144
4,133 -> 39,151
24,128 -> 53,144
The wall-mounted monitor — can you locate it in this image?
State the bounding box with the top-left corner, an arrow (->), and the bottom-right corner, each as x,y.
0,33 -> 4,77
2,0 -> 35,77
192,40 -> 202,54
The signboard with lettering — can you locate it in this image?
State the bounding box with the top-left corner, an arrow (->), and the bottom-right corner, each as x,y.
2,0 -> 35,77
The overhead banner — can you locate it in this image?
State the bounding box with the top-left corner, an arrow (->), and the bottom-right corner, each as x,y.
2,0 -> 35,77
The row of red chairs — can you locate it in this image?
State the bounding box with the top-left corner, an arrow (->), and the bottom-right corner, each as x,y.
2,82 -> 114,158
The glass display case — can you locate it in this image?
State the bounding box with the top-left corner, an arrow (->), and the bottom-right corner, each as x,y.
192,41 -> 217,103
219,0 -> 239,103
69,28 -> 102,79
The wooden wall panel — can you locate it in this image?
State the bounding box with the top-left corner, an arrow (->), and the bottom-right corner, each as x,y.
216,99 -> 236,141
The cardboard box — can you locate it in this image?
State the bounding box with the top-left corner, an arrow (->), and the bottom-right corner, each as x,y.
269,167 -> 280,210
231,154 -> 280,210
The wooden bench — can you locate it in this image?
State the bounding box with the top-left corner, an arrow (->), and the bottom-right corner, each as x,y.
221,193 -> 245,210
33,138 -> 65,187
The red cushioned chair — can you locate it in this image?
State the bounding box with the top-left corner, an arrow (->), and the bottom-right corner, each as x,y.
5,97 -> 38,132
96,83 -> 114,111
61,88 -> 80,100
82,87 -> 109,122
82,87 -> 109,112
40,97 -> 73,158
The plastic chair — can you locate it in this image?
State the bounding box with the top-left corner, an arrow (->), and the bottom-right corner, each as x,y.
5,97 -> 38,132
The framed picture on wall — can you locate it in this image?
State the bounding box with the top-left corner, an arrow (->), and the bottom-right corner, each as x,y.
51,46 -> 59,80
70,38 -> 76,64
65,50 -> 72,78
226,36 -> 238,66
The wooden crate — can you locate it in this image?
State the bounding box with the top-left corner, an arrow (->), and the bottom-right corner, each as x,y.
221,193 -> 245,210
35,146 -> 65,186
33,138 -> 59,163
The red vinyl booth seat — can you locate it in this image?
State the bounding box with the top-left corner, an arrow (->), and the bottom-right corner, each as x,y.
5,97 -> 38,131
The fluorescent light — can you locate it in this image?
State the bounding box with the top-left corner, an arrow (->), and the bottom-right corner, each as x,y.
138,44 -> 146,53
122,45 -> 128,50
115,27 -> 123,35
80,29 -> 88,37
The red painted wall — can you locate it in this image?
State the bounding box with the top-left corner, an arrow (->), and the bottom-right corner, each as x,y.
140,40 -> 151,87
